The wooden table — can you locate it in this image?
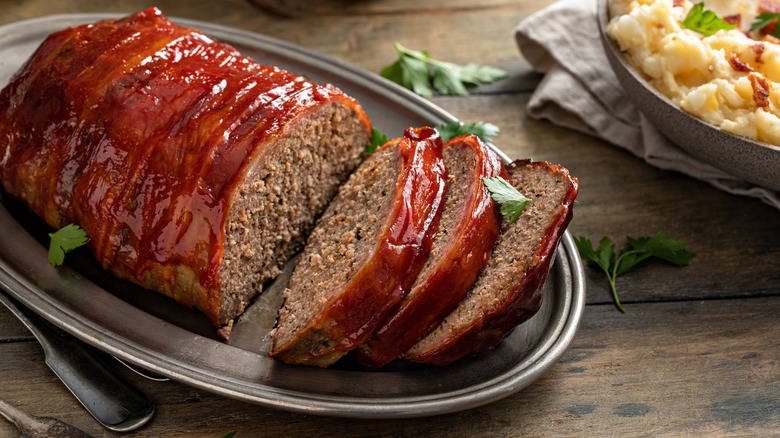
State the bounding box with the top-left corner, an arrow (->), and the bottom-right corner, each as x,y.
0,0 -> 778,436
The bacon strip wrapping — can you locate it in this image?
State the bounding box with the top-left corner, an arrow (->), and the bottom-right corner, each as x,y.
0,8 -> 371,336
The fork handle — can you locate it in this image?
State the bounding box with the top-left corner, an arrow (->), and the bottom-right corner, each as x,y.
0,291 -> 155,432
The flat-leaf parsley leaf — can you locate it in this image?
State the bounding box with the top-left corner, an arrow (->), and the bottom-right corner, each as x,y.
436,121 -> 500,143
380,42 -> 507,98
364,121 -> 500,156
574,232 -> 695,312
681,2 -> 735,36
48,224 -> 89,267
750,12 -> 780,38
482,176 -> 531,223
364,128 -> 389,156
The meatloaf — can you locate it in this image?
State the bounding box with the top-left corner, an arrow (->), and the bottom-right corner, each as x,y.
269,127 -> 447,367
354,134 -> 505,368
0,7 -> 371,336
405,159 -> 578,366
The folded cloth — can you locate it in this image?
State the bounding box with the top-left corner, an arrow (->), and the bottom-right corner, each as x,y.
514,0 -> 780,210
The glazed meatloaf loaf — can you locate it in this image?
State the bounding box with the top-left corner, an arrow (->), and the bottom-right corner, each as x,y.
405,160 -> 578,366
0,8 -> 371,336
354,134 -> 505,368
269,127 -> 447,367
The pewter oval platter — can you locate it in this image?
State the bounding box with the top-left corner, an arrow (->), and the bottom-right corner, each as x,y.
0,14 -> 586,418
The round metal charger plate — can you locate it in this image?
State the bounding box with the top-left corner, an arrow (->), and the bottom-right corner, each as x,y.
0,13 -> 586,418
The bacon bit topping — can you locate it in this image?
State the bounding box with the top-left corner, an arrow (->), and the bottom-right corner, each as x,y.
757,1 -> 780,36
723,14 -> 742,28
754,43 -> 766,63
759,22 -> 776,36
749,72 -> 771,108
728,53 -> 755,72
758,20 -> 777,36
673,0 -> 684,7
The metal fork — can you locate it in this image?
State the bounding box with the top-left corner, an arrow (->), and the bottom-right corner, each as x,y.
0,291 -> 155,432
0,398 -> 93,438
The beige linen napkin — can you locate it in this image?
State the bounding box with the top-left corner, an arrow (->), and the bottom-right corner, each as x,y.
514,0 -> 780,210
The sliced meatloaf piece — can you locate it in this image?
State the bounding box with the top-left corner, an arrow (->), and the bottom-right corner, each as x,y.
269,127 -> 447,367
354,134 -> 505,368
0,8 -> 371,337
405,159 -> 578,366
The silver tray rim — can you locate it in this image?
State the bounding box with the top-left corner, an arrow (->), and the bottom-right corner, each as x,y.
0,13 -> 586,419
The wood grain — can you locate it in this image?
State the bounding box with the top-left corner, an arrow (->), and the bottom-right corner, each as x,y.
1,297 -> 777,437
0,0 -> 545,78
0,0 -> 778,436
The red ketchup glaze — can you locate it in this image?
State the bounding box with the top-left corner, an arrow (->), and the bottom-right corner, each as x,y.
409,160 -> 579,366
354,134 -> 505,368
270,126 -> 448,367
0,8 -> 357,304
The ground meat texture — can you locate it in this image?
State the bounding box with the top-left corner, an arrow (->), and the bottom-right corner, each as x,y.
405,159 -> 578,366
269,127 -> 447,367
218,102 -> 368,331
270,145 -> 398,353
354,134 -> 504,368
0,7 -> 371,337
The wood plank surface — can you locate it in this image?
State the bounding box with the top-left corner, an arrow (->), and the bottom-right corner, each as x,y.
1,297 -> 778,437
0,0 -> 544,75
0,0 -> 778,436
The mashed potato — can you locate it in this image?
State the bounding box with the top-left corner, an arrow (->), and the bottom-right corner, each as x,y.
608,0 -> 780,145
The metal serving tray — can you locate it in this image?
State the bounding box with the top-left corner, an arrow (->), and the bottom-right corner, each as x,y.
0,14 -> 586,418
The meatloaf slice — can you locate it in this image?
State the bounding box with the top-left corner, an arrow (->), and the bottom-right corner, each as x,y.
0,8 -> 371,337
354,134 -> 505,368
405,159 -> 578,366
269,127 -> 447,367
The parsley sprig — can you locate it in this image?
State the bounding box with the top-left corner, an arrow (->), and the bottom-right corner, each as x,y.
364,128 -> 389,156
482,176 -> 531,223
681,2 -> 736,36
380,42 -> 507,97
364,121 -> 499,156
436,121 -> 500,143
48,224 -> 89,267
750,12 -> 780,38
364,124 -> 527,221
574,232 -> 696,313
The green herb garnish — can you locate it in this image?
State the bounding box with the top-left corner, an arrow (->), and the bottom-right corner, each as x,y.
222,431 -> 237,438
364,128 -> 389,156
437,121 -> 500,143
380,42 -> 507,97
574,232 -> 696,313
681,2 -> 736,36
482,176 -> 531,223
48,224 -> 89,267
750,12 -> 780,38
364,121 -> 499,156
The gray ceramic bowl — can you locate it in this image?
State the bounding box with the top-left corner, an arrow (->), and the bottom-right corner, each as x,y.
597,0 -> 780,192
